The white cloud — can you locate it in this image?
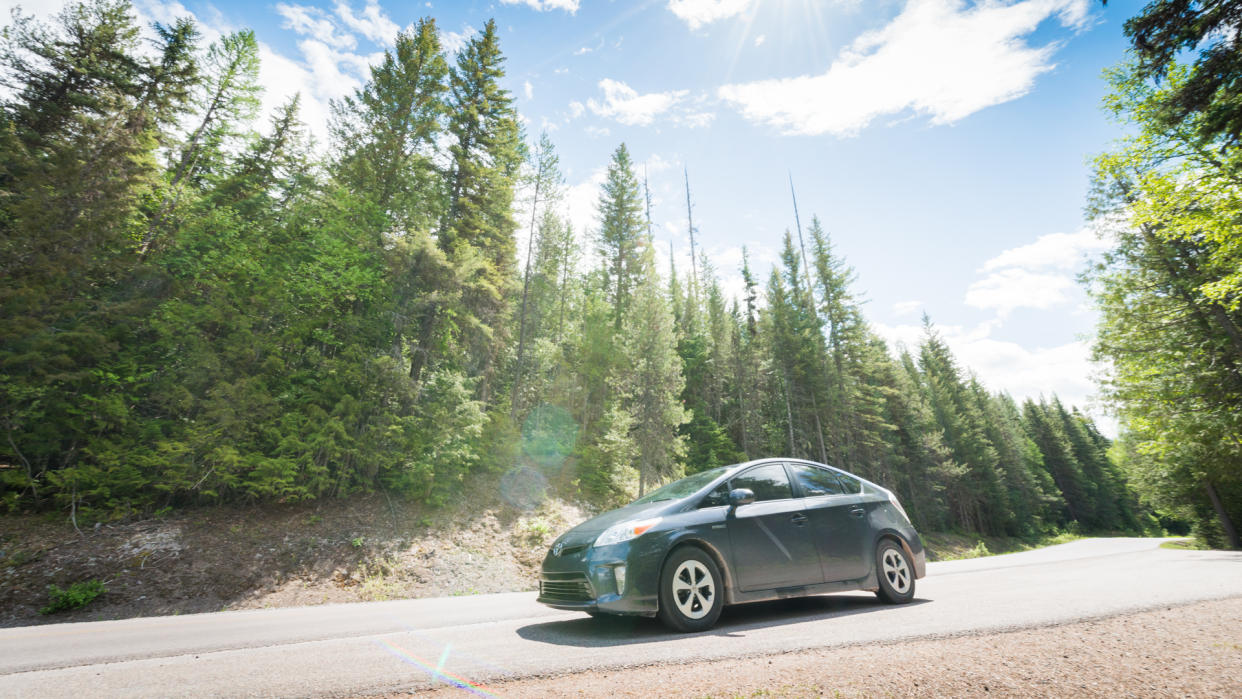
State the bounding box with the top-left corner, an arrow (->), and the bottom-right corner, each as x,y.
678,110 -> 716,128
587,78 -> 687,126
568,101 -> 585,118
893,300 -> 923,316
967,228 -> 1107,317
1,0 -> 69,23
718,0 -> 1093,136
501,0 -> 580,12
333,1 -> 399,45
442,25 -> 477,54
277,3 -> 356,50
524,80 -> 534,100
965,267 -> 1076,316
981,228 -> 1110,272
668,0 -> 754,30
574,38 -> 603,55
754,34 -> 766,47
257,42 -> 329,138
584,125 -> 611,138
563,166 -> 607,240
644,153 -> 674,174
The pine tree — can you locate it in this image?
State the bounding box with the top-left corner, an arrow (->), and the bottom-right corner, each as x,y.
513,132 -> 564,418
142,28 -> 260,256
439,19 -> 522,399
331,18 -> 447,229
595,143 -> 645,331
617,239 -> 689,495
918,318 -> 1009,533
1022,399 -> 1094,527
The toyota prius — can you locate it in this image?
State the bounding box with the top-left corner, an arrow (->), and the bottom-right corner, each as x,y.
537,458 -> 925,631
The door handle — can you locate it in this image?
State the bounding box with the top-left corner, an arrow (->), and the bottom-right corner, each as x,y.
849,507 -> 866,518
791,513 -> 808,526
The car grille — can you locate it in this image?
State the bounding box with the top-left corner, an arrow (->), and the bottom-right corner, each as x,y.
539,572 -> 594,602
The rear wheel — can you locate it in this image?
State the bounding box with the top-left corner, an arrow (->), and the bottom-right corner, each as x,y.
657,547 -> 723,632
874,539 -> 915,604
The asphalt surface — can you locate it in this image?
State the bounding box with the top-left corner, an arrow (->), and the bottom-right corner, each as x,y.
2,537 -> 1240,697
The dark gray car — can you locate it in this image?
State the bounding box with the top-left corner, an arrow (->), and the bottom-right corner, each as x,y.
537,458 -> 926,631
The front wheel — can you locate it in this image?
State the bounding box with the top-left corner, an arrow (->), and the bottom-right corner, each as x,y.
657,547 -> 723,632
874,539 -> 915,604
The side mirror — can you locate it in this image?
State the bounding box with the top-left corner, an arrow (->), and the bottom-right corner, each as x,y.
728,488 -> 755,507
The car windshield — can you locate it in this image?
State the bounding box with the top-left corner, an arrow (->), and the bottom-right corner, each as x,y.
630,466 -> 731,505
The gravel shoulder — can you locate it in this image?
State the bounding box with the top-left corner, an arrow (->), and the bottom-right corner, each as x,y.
411,596 -> 1242,698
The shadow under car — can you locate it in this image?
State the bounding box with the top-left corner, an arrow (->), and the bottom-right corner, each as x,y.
516,593 -> 931,647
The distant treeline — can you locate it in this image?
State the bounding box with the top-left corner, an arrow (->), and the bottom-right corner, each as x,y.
0,1 -> 1145,539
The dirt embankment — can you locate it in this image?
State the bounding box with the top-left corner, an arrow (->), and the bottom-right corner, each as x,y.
0,483 -> 592,627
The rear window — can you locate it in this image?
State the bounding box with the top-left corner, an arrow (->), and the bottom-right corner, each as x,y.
790,464 -> 845,497
834,471 -> 862,494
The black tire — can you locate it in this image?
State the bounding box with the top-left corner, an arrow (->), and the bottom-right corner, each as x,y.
874,538 -> 915,604
657,546 -> 724,632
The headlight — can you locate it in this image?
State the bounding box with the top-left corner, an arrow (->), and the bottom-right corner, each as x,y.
593,517 -> 661,547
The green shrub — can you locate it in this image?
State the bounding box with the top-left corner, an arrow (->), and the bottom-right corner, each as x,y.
966,540 -> 991,558
40,580 -> 105,615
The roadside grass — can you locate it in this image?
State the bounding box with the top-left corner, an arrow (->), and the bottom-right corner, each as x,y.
922,530 -> 1085,562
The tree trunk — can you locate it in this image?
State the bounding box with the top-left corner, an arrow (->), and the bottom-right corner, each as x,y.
511,162 -> 544,418
1205,479 -> 1241,549
408,311 -> 439,383
782,371 -> 795,457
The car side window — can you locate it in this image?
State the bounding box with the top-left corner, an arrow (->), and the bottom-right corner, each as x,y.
730,464 -> 792,502
834,471 -> 862,494
790,464 -> 845,497
699,483 -> 730,508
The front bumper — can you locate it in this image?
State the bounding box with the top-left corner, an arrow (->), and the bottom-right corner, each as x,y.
536,541 -> 663,616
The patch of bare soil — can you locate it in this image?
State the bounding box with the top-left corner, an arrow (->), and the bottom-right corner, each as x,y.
0,475 -> 593,628
423,597 -> 1242,698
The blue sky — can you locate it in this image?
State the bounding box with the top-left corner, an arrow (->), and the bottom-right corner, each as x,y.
4,0 -> 1146,430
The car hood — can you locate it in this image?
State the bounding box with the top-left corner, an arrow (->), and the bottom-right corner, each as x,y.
553,500 -> 672,546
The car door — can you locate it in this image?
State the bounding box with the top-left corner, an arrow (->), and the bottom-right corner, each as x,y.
726,463 -> 824,591
789,463 -> 870,582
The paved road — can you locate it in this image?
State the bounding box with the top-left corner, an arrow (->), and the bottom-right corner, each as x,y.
2,538 -> 1240,697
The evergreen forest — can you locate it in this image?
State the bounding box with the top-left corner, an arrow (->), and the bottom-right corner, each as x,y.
3,0 -> 1230,546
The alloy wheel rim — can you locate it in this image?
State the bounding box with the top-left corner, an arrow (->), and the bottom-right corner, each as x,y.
882,548 -> 911,594
671,560 -> 714,620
